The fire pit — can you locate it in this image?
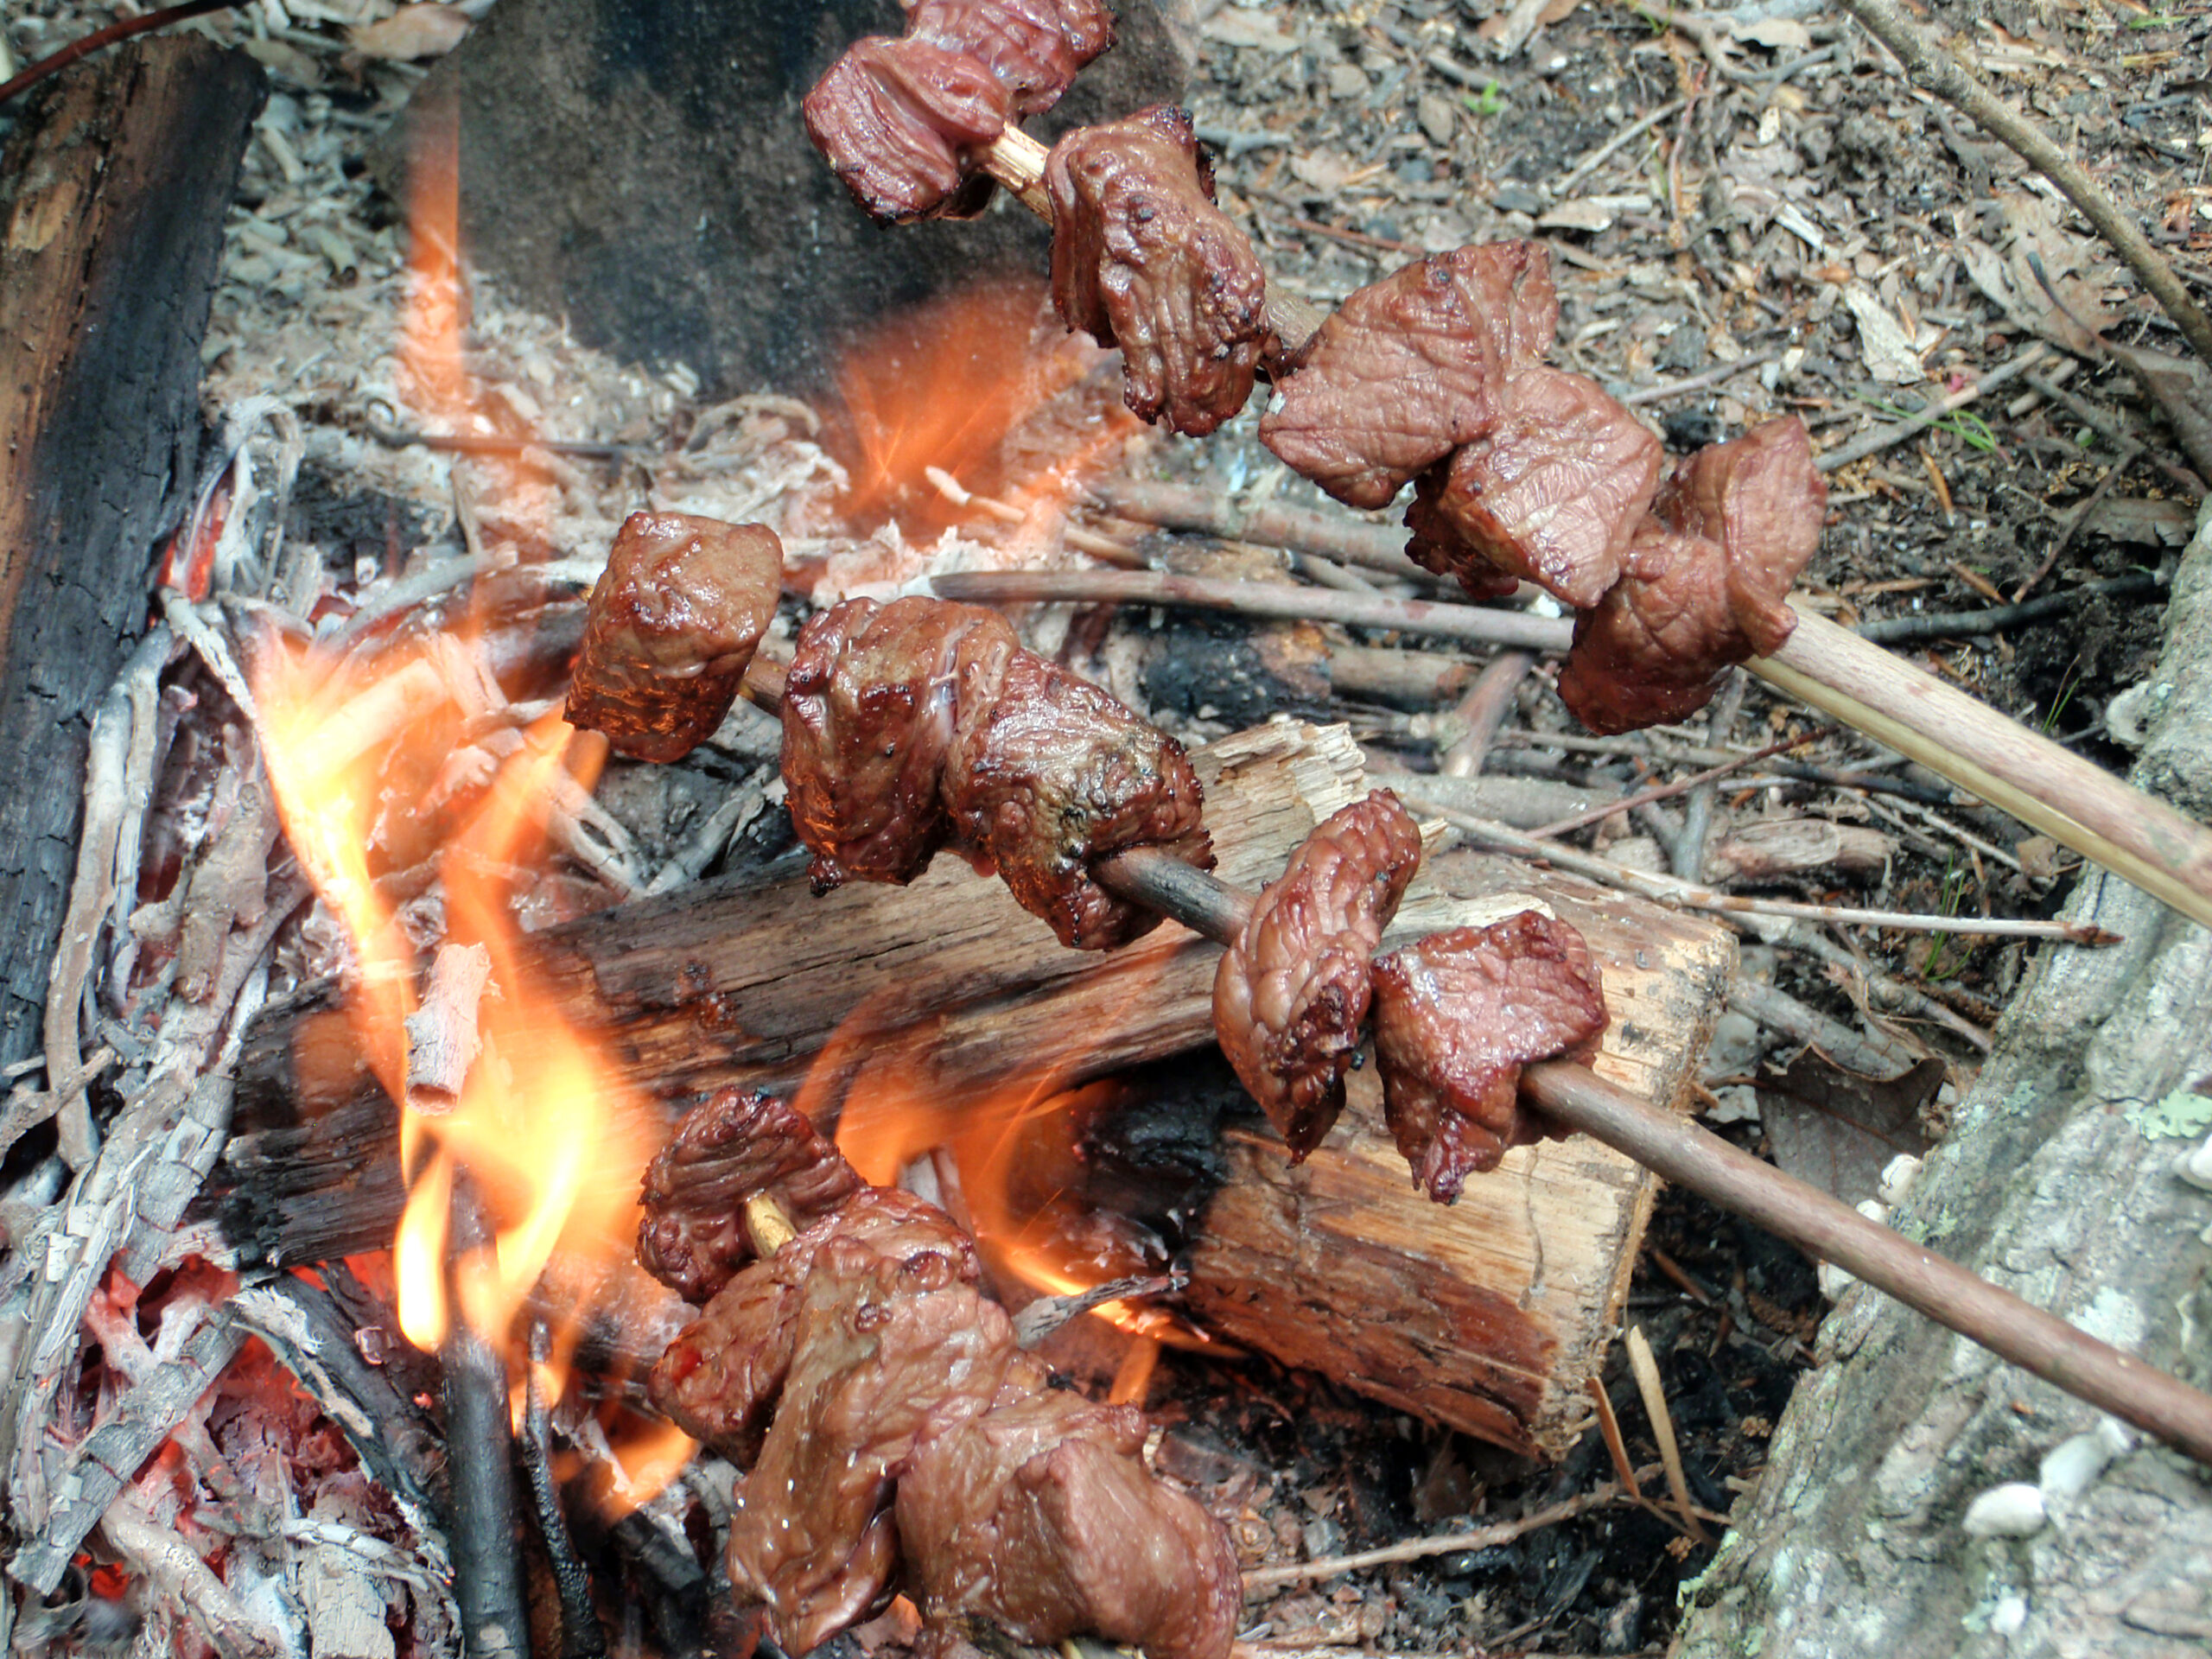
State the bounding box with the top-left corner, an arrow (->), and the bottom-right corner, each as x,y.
7,2 -> 2212,1655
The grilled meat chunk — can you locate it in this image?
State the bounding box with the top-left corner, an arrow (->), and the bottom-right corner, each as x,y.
1211,791 -> 1423,1158
1400,367 -> 1662,608
802,36 -> 1013,223
650,1186 -> 976,1463
1046,105 -> 1272,435
565,514 -> 783,763
943,647 -> 1212,950
781,597 -> 1020,893
911,0 -> 1112,116
728,1238 -> 1017,1654
1371,912 -> 1608,1203
1260,242 -> 1558,509
899,1389 -> 1242,1659
637,1089 -> 865,1305
1558,417 -> 1823,734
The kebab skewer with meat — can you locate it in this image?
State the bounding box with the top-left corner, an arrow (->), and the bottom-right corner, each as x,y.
796,13 -> 2212,925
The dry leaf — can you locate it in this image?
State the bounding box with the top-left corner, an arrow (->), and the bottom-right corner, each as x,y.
349,3 -> 473,60
1758,1051 -> 1944,1207
1734,17 -> 1813,49
1288,150 -> 1360,194
1960,191 -> 2120,355
1843,284 -> 1925,385
1201,9 -> 1299,52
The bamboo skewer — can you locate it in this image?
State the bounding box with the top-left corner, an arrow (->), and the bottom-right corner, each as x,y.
960,129 -> 2212,928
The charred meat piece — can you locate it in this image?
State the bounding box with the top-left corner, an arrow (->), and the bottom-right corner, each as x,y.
911,0 -> 1112,117
1558,418 -> 1824,734
565,513 -> 784,763
650,1186 -> 977,1462
943,647 -> 1213,950
1260,242 -> 1559,509
728,1239 -> 1019,1654
1371,912 -> 1608,1204
1046,106 -> 1272,436
637,1089 -> 865,1305
899,1389 -> 1242,1659
781,597 -> 1020,893
803,36 -> 1013,224
1212,791 -> 1423,1159
1400,367 -> 1662,608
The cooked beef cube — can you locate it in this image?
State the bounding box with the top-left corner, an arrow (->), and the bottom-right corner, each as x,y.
899,1389 -> 1242,1659
637,1089 -> 866,1305
1212,791 -> 1423,1159
1260,242 -> 1558,509
943,647 -> 1213,950
1045,106 -> 1271,436
911,0 -> 1112,117
803,36 -> 1013,224
782,597 -> 1020,893
728,1238 -> 1019,1654
565,514 -> 783,763
651,1187 -> 977,1461
1558,418 -> 1823,734
1400,368 -> 1663,608
1370,912 -> 1608,1204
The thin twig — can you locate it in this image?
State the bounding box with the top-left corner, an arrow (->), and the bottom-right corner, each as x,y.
443,1183 -> 529,1659
1550,97 -> 1694,200
2011,453 -> 2145,602
523,1324 -> 607,1659
1439,652 -> 1534,778
1816,344 -> 2050,473
1526,728 -> 1832,841
1618,346 -> 1785,406
1859,569 -> 2164,645
1624,1325 -> 1710,1543
1836,0 -> 2212,365
1240,1488 -> 1622,1589
1403,795 -> 2119,944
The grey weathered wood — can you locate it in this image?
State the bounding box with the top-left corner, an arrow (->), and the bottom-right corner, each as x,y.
1676,504 -> 2212,1659
0,38 -> 264,1070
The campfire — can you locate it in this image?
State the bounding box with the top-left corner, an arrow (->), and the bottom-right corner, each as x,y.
8,0 -> 2212,1655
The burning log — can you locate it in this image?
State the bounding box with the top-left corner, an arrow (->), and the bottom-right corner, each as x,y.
0,36 -> 263,1086
215,721 -> 1729,1455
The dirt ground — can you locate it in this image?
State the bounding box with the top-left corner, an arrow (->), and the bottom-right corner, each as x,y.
6,0 -> 2211,1653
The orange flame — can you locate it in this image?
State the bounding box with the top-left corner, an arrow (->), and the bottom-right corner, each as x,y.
830,278 -> 1123,530
252,112 -> 686,1515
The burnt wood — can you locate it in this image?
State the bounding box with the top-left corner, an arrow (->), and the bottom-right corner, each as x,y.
0,38 -> 264,1068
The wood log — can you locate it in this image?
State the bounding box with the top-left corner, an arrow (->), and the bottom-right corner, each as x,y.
213,724 -> 1734,1456
0,38 -> 264,1068
1675,503 -> 2212,1659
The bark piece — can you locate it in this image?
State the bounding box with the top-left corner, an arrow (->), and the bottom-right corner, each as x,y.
0,38 -> 264,1071
1675,502 -> 2212,1659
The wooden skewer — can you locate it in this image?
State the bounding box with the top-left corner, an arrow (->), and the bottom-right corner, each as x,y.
1090,849 -> 2212,1469
967,130 -> 2212,929
730,641 -> 2212,1464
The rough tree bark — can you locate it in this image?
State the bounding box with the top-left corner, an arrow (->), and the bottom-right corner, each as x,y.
1675,506 -> 2212,1657
0,39 -> 264,1069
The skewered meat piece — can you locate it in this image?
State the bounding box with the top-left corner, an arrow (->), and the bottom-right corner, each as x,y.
1045,105 -> 1272,436
1558,417 -> 1824,734
802,37 -> 1014,223
1260,242 -> 1559,509
804,0 -> 1113,223
728,1236 -> 1022,1653
1371,912 -> 1608,1204
912,0 -> 1113,117
1400,367 -> 1663,608
565,513 -> 784,763
1212,791 -> 1422,1159
782,597 -> 1020,893
637,1088 -> 866,1305
899,1389 -> 1242,1659
943,647 -> 1212,950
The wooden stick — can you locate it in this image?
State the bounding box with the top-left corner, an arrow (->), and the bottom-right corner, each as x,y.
1087,847 -> 2212,1468
1756,613 -> 2212,929
962,124 -> 2212,923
